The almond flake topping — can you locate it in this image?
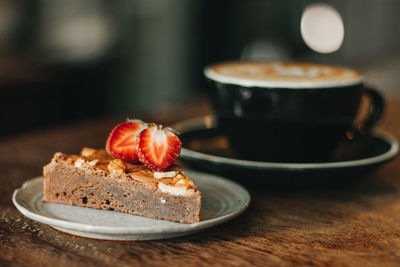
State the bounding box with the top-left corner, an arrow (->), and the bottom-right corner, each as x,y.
108,159 -> 127,174
74,157 -> 85,167
81,147 -> 96,157
87,159 -> 99,166
153,171 -> 177,179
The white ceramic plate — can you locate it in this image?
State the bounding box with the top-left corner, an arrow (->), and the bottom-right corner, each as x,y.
12,170 -> 250,240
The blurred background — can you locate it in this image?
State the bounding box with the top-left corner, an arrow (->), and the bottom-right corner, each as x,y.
0,0 -> 399,137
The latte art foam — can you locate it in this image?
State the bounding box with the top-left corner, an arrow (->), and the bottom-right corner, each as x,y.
205,62 -> 362,88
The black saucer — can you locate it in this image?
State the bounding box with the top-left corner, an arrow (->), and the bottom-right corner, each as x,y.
173,116 -> 398,183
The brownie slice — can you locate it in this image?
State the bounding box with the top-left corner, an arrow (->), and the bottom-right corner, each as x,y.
43,148 -> 201,224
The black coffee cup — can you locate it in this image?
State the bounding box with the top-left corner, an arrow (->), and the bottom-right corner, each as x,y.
204,61 -> 384,162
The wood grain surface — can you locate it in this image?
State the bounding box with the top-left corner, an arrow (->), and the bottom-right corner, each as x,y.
1,98 -> 400,267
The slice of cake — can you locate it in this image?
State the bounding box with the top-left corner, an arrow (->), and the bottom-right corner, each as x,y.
43,120 -> 201,224
43,148 -> 201,223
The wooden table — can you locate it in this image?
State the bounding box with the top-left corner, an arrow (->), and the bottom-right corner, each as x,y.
1,99 -> 400,266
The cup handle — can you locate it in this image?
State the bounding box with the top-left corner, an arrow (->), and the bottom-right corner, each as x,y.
348,87 -> 385,139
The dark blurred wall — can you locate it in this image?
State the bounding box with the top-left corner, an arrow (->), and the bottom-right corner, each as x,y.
0,0 -> 399,137
110,0 -> 201,113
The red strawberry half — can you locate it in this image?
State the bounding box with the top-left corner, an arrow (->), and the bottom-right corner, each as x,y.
106,121 -> 144,163
137,124 -> 182,171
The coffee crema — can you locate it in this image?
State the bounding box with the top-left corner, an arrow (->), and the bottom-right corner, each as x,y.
204,61 -> 362,88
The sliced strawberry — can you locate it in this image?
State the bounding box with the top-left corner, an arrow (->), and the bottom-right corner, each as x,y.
106,121 -> 144,163
137,124 -> 182,171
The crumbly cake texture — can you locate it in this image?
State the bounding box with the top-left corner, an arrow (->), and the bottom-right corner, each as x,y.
43,148 -> 201,224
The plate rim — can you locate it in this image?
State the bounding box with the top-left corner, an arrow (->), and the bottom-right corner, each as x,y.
174,115 -> 399,171
12,170 -> 250,236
